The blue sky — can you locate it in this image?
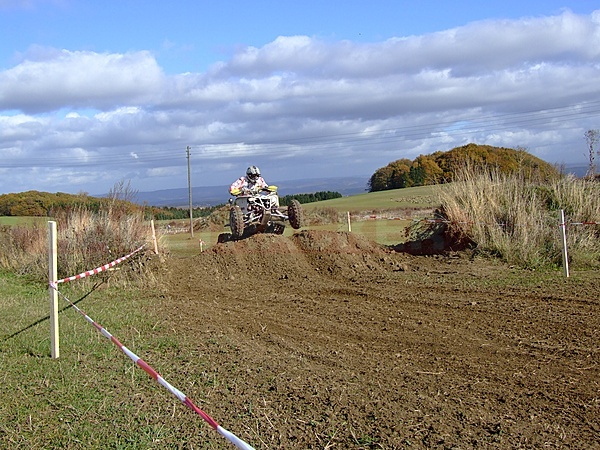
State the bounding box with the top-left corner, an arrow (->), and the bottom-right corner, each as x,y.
1,0 -> 599,196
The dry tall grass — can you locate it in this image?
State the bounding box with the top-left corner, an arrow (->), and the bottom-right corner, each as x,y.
437,166 -> 600,269
0,202 -> 155,282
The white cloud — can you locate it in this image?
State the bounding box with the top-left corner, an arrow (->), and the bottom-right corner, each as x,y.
1,9 -> 599,195
221,10 -> 600,79
0,49 -> 164,113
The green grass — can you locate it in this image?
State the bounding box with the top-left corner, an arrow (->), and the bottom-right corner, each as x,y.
161,230 -> 223,256
301,184 -> 438,212
0,274 -> 218,448
0,216 -> 48,226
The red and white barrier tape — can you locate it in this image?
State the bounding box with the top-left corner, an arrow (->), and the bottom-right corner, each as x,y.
49,246 -> 255,449
423,218 -> 507,227
53,245 -> 145,284
48,284 -> 255,450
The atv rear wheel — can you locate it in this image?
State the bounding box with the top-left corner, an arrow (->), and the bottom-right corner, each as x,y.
288,199 -> 304,229
229,205 -> 245,238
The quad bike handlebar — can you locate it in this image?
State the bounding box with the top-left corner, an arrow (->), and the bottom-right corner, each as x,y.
229,185 -> 278,197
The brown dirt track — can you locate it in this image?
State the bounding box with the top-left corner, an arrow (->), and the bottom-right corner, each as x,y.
159,230 -> 600,449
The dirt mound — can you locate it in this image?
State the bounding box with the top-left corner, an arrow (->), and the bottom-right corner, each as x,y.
156,230 -> 600,449
211,229 -> 387,257
198,232 -> 313,285
291,229 -> 408,277
202,230 -> 409,283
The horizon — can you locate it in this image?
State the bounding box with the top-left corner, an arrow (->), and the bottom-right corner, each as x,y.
1,161 -> 589,202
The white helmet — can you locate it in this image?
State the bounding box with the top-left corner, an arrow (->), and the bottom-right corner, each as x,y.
246,165 -> 261,182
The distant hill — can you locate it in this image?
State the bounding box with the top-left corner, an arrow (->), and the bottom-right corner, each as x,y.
368,143 -> 562,192
563,164 -> 591,178
130,176 -> 370,207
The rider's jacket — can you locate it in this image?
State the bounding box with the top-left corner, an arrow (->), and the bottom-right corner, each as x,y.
229,176 -> 268,195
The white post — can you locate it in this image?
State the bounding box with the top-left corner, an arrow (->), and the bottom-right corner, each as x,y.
48,221 -> 59,358
560,209 -> 570,278
347,211 -> 352,232
187,146 -> 194,238
150,219 -> 159,254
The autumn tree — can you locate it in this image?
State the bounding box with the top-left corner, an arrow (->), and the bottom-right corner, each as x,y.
368,165 -> 394,192
412,155 -> 443,185
388,159 -> 413,189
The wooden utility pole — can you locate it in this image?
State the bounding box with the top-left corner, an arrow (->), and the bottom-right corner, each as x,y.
585,129 -> 599,178
187,146 -> 194,237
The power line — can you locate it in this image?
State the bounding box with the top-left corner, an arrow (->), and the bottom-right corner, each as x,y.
1,101 -> 599,168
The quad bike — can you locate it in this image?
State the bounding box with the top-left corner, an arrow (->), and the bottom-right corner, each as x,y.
226,185 -> 304,239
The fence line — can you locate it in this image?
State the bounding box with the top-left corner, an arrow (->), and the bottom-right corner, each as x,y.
49,241 -> 255,450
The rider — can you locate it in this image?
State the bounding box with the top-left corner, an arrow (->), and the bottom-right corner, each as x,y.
229,165 -> 269,195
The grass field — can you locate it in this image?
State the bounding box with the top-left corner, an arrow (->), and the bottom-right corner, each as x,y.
0,273 -> 186,448
161,219 -> 415,254
300,184 -> 438,212
0,216 -> 48,226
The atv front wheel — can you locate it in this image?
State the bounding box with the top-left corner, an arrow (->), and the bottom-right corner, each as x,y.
288,199 -> 304,229
229,205 -> 245,238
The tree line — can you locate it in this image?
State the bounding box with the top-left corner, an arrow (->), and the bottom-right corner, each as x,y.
0,190 -> 220,220
279,191 -> 342,206
0,191 -> 134,217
